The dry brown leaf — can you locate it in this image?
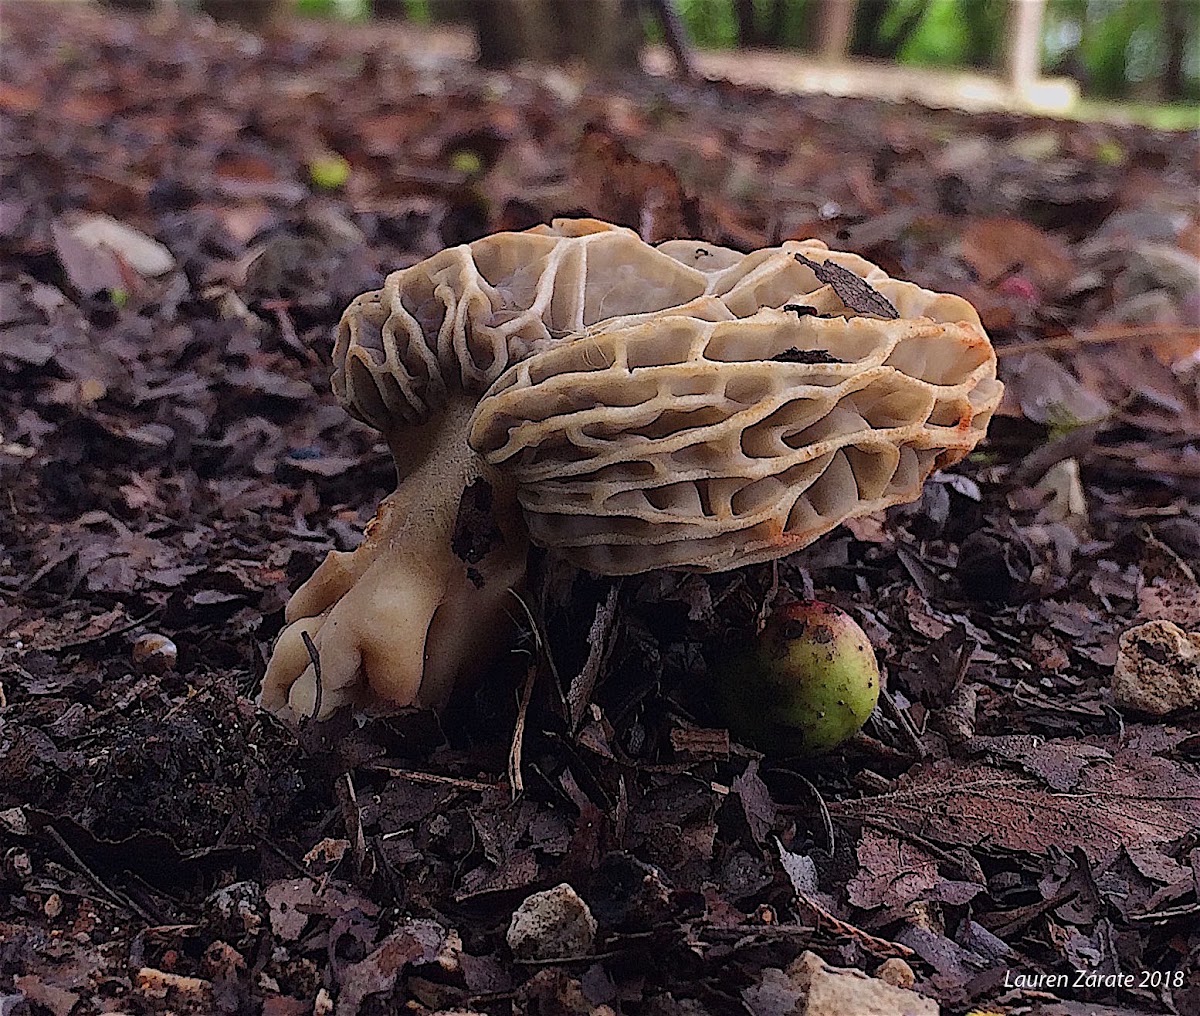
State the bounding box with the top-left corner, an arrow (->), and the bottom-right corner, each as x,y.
847,828 -> 940,911
833,737 -> 1200,871
960,217 -> 1076,291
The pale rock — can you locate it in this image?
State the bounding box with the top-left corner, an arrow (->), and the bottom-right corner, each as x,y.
1113,619 -> 1200,715
506,883 -> 596,961
789,950 -> 938,1016
876,958 -> 917,990
203,880 -> 265,944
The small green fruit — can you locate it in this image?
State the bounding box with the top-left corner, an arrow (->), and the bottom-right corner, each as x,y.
308,153 -> 351,191
716,601 -> 880,755
449,149 -> 484,176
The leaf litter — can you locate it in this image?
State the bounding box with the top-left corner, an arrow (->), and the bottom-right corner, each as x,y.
1,5 -> 1198,1016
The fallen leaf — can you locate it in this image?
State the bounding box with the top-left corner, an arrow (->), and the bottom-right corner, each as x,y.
847,828 -> 941,911
51,218 -> 124,296
794,252 -> 899,319
834,736 -> 1200,871
335,919 -> 451,1016
961,217 -> 1076,291
732,761 -> 775,846
69,212 -> 176,276
13,976 -> 79,1016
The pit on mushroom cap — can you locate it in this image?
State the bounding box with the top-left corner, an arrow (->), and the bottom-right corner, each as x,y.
260,220 -> 1002,721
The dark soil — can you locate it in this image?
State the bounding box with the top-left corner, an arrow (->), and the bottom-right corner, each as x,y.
2,5 -> 1198,1015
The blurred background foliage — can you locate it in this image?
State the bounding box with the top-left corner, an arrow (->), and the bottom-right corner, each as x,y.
118,0 -> 1200,107
669,0 -> 1196,102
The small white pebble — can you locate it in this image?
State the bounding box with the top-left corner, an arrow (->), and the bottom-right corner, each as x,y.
876,957 -> 916,989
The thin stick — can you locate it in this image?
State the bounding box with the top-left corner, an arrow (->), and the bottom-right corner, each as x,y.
795,771 -> 835,855
300,631 -> 323,723
509,664 -> 536,799
46,825 -> 155,924
790,884 -> 915,960
996,324 -> 1200,358
1141,524 -> 1198,584
364,766 -> 500,793
260,298 -> 317,364
506,588 -> 547,799
335,772 -> 371,882
58,607 -> 163,650
256,834 -> 321,883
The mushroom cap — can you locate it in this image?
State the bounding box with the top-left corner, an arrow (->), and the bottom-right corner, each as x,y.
333,218 -> 957,431
332,219 -> 1002,575
469,306 -> 1001,574
334,218 -> 729,432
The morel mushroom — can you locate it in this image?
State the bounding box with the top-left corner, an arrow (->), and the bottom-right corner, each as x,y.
261,219 -> 1002,721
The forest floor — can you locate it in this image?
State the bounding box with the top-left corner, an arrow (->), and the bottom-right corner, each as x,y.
2,5 -> 1199,1016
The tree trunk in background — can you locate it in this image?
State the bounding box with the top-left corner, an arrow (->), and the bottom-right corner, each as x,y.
852,0 -> 886,57
854,0 -> 928,60
466,0 -> 644,70
554,0 -> 642,68
646,0 -> 695,77
814,0 -> 857,62
1161,0 -> 1188,99
467,0 -> 546,66
767,0 -> 790,47
427,0 -> 473,22
200,0 -> 288,27
962,0 -> 1002,69
369,0 -> 408,18
1005,0 -> 1045,93
734,0 -> 761,47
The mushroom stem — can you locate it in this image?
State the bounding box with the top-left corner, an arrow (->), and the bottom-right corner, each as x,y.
262,394 -> 526,720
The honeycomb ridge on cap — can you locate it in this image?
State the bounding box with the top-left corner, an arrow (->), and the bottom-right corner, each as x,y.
468,307 -> 1002,575
332,218 -> 1001,575
332,218 -> 984,432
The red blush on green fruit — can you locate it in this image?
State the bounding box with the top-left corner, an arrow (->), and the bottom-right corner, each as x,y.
717,600 -> 881,755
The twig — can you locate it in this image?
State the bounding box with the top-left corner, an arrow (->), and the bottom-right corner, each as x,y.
795,771 -> 835,855
1140,524 -> 1198,584
256,835 -> 321,884
334,772 -> 372,883
789,884 -> 915,960
509,663 -> 536,799
260,298 -> 317,363
300,630 -> 323,724
506,588 -> 548,799
1129,901 -> 1200,923
370,831 -> 405,907
876,683 -> 925,759
46,825 -> 155,925
364,766 -> 500,793
856,816 -> 980,881
138,923 -> 200,935
512,946 -> 638,966
996,324 -> 1200,358
57,607 -> 163,651
755,559 -> 780,635
567,583 -> 620,731
697,922 -> 816,941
